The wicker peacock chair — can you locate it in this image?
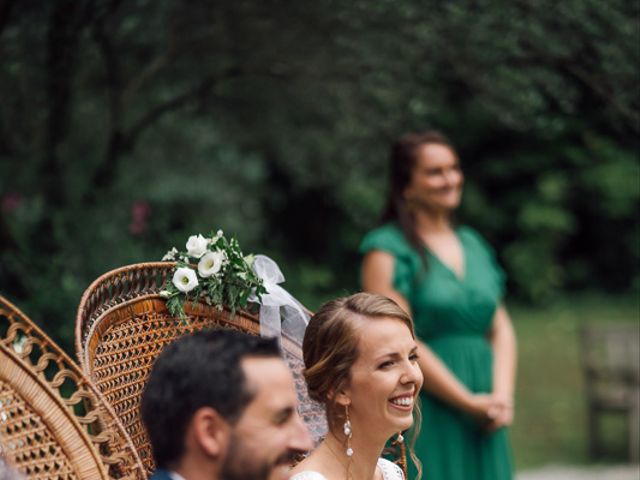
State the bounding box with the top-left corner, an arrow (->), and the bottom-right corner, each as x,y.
75,262 -> 327,476
0,295 -> 146,480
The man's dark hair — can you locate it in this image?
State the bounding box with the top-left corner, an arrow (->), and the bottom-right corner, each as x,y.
140,329 -> 281,469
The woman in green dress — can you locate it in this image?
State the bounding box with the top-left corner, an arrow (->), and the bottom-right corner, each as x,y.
360,131 -> 517,480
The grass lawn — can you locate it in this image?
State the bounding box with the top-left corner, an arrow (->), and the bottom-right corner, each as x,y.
510,293 -> 639,470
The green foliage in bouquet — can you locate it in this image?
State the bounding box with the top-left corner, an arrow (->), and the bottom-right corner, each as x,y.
160,230 -> 267,319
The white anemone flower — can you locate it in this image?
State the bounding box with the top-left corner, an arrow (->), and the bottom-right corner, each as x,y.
172,267 -> 198,293
198,250 -> 226,278
186,234 -> 208,258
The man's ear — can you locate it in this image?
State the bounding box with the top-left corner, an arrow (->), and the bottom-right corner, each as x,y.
191,406 -> 230,458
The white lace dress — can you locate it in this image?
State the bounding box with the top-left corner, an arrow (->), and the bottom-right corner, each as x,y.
290,458 -> 404,480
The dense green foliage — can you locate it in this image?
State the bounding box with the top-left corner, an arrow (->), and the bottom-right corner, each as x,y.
0,0 -> 638,349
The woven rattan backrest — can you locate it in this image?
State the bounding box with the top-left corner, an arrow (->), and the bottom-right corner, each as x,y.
75,263 -> 327,476
0,296 -> 146,480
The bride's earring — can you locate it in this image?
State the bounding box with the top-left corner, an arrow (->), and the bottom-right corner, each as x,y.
343,404 -> 354,457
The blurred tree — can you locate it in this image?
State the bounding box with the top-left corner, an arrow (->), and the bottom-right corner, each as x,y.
0,0 -> 638,348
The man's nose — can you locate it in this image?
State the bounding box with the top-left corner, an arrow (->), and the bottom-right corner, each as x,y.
290,413 -> 314,452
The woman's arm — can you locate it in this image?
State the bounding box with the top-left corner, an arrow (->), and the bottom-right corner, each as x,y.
361,250 -> 412,312
487,304 -> 517,428
361,250 -> 494,420
414,342 -> 494,419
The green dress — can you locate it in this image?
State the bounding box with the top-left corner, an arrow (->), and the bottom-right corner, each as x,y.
360,223 -> 513,480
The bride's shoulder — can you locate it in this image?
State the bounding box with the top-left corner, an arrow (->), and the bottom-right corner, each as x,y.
377,458 -> 405,480
289,472 -> 327,480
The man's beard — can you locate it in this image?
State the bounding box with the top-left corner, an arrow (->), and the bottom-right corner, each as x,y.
219,433 -> 274,480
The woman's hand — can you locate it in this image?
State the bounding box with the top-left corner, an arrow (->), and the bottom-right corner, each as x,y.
463,394 -> 496,421
463,394 -> 513,431
485,394 -> 514,431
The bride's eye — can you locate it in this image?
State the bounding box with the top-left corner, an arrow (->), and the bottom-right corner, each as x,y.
378,360 -> 394,369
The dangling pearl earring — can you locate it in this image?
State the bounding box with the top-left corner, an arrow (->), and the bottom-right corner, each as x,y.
343,404 -> 354,457
397,431 -> 404,443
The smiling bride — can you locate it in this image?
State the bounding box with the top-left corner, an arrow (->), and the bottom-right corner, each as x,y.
290,292 -> 423,480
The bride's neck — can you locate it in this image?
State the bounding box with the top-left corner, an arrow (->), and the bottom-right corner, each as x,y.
323,430 -> 384,479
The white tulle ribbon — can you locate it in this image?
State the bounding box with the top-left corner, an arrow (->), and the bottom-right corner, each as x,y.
249,255 -> 310,345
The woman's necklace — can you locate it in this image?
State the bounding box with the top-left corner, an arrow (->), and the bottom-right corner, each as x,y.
323,437 -> 382,480
324,437 -> 352,479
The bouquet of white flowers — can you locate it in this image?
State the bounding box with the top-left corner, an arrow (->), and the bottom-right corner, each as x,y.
160,230 -> 266,319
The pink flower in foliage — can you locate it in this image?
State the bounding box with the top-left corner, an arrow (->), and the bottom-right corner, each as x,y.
129,201 -> 150,235
1,192 -> 22,213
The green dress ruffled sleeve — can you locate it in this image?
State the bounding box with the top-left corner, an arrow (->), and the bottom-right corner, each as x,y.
359,223 -> 421,300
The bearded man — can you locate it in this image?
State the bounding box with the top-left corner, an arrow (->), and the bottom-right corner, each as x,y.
141,330 -> 312,480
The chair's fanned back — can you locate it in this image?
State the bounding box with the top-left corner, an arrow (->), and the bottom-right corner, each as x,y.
75,262 -> 327,476
0,296 -> 146,480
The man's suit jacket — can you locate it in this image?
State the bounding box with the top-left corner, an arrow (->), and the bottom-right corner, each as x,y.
149,469 -> 174,480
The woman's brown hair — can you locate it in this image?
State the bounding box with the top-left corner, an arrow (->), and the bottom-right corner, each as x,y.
380,130 -> 458,266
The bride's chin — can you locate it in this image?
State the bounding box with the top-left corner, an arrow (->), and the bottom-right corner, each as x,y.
375,420 -> 413,439
390,415 -> 414,432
